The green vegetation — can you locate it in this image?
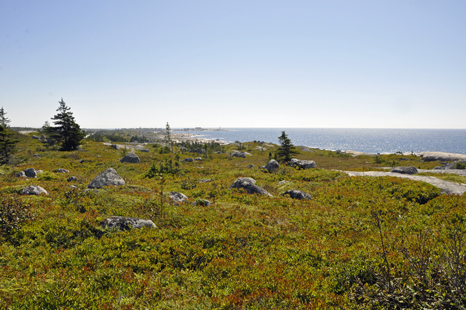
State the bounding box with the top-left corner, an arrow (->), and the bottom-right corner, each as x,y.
0,133 -> 465,308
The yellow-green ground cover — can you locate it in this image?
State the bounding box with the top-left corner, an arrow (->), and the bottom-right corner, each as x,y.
0,135 -> 465,309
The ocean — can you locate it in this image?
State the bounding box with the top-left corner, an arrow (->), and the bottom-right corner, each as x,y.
174,128 -> 466,155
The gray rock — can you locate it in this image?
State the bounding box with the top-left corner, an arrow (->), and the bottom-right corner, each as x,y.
290,158 -> 316,169
31,135 -> 40,140
16,171 -> 26,177
100,216 -> 156,231
35,170 -> 43,174
56,168 -> 70,173
443,160 -> 466,170
120,152 -> 141,164
67,176 -> 78,182
247,164 -> 255,168
182,157 -> 194,162
21,185 -> 48,195
265,159 -> 279,172
282,189 -> 312,200
231,151 -> 251,158
296,146 -> 311,152
215,151 -> 223,154
170,191 -> 188,205
140,149 -> 150,152
421,152 -> 466,162
24,168 -> 37,178
277,180 -> 289,186
199,179 -> 213,183
194,157 -> 203,161
229,177 -> 272,197
192,199 -> 212,207
390,166 -> 418,175
69,185 -> 78,189
111,144 -> 120,150
33,154 -> 42,157
87,168 -> 125,189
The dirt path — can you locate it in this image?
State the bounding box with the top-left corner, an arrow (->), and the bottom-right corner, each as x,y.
344,171 -> 466,195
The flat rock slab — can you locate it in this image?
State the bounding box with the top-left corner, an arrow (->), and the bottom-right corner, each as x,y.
87,168 -> 125,188
21,185 -> 48,195
344,171 -> 466,195
417,169 -> 466,176
100,216 -> 156,231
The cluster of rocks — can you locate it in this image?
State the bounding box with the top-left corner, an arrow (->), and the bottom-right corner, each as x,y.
16,168 -> 39,178
229,177 -> 312,200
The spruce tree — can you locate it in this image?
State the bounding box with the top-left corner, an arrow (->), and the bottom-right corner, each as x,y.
0,107 -> 11,127
0,125 -> 19,165
276,131 -> 298,162
49,98 -> 85,151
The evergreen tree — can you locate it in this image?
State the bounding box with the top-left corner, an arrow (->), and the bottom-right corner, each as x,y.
49,98 -> 85,151
0,125 -> 19,165
0,107 -> 11,127
276,131 -> 298,162
165,122 -> 173,152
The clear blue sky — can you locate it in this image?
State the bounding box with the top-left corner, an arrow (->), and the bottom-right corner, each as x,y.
1,0 -> 465,129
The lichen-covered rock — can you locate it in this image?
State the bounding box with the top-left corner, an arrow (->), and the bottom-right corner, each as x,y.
229,177 -> 272,197
100,216 -> 156,231
87,168 -> 125,189
390,166 -> 418,175
120,152 -> 141,163
56,168 -> 69,173
290,158 -> 316,169
21,185 -> 48,195
67,176 -> 78,182
170,191 -> 188,205
265,159 -> 279,172
282,189 -> 312,200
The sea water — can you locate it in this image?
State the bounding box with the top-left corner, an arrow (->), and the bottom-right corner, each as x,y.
174,128 -> 466,155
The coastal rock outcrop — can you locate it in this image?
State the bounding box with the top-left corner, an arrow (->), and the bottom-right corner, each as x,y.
100,216 -> 156,231
229,177 -> 272,197
290,158 -> 316,169
21,185 -> 48,195
421,152 -> 466,162
87,168 -> 125,189
265,159 -> 279,172
282,189 -> 312,200
390,166 -> 418,175
120,152 -> 141,163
